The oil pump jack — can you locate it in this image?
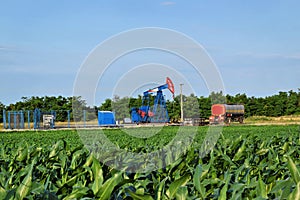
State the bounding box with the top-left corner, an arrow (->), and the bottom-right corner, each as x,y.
130,77 -> 175,123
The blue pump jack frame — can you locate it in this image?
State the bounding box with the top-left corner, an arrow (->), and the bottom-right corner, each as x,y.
132,83 -> 169,123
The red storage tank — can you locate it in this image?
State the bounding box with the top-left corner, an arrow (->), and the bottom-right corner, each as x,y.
210,104 -> 244,124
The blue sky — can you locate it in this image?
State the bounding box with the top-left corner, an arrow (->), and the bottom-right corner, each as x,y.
1,0 -> 299,105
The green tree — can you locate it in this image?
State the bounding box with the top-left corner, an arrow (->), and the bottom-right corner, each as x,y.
209,91 -> 226,104
72,96 -> 87,121
167,96 -> 180,122
234,93 -> 248,104
297,89 -> 300,114
198,96 -> 211,118
112,96 -> 131,121
247,96 -> 259,117
0,101 -> 5,122
183,94 -> 199,118
254,97 -> 265,116
128,95 -> 142,108
99,99 -> 112,111
285,90 -> 298,115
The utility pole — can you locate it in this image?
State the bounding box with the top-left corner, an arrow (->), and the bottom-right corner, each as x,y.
180,83 -> 184,123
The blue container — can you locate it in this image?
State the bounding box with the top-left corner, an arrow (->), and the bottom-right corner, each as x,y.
130,108 -> 139,123
98,111 -> 116,126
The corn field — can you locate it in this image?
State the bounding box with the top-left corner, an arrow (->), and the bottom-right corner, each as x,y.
0,125 -> 299,199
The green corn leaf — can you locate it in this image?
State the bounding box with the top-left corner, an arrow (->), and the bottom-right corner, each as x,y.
288,182 -> 300,200
15,159 -> 34,199
257,175 -> 267,199
59,154 -> 68,176
92,157 -> 103,195
222,153 -> 236,166
270,178 -> 293,196
230,183 -> 245,199
193,165 -> 206,198
65,174 -> 79,187
200,164 -> 210,180
16,145 -> 28,162
286,156 -> 300,184
175,186 -> 188,200
0,145 -> 5,159
156,177 -> 168,200
30,182 -> 44,194
0,187 -> 6,200
57,171 -> 86,191
70,149 -> 84,170
219,186 -> 227,200
218,172 -> 231,200
166,174 -> 190,199
233,140 -> 246,161
135,188 -> 145,195
256,148 -> 269,156
62,187 -> 89,200
49,140 -> 65,158
270,178 -> 294,193
126,189 -> 154,200
259,141 -> 266,149
5,188 -> 17,200
193,164 -> 202,185
282,142 -> 289,152
232,135 -> 243,149
234,165 -> 245,182
83,152 -> 94,167
97,171 -> 123,200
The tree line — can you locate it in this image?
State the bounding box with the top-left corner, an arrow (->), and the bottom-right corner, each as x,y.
0,96 -> 97,122
1,90 -> 299,122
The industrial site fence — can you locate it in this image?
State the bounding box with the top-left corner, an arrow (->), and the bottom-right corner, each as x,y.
2,109 -> 98,129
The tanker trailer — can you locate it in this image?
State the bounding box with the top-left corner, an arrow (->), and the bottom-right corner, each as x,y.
209,104 -> 244,125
